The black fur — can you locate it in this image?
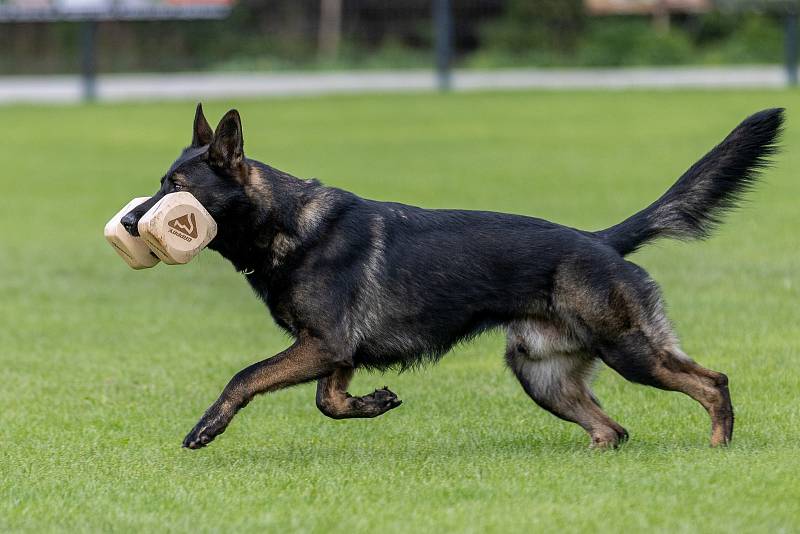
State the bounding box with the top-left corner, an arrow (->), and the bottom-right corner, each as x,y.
598,108 -> 784,255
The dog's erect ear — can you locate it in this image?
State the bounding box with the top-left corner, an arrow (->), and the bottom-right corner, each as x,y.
208,109 -> 245,173
191,103 -> 214,147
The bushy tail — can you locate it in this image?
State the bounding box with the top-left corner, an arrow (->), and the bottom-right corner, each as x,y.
598,108 -> 784,256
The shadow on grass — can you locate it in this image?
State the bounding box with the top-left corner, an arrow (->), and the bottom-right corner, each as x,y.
175,427 -> 743,471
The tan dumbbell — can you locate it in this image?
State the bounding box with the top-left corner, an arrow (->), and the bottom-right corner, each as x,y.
137,192 -> 217,265
104,197 -> 161,270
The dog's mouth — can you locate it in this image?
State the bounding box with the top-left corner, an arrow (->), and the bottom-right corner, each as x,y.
120,195 -> 162,237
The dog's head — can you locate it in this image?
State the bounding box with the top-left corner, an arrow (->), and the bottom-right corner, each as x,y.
121,103 -> 252,238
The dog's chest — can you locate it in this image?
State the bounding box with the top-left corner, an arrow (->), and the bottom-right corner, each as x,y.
245,274 -> 300,334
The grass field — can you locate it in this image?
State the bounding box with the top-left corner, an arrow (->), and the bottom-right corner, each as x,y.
1,90 -> 799,533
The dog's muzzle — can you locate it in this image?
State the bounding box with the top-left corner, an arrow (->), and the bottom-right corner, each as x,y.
120,213 -> 140,236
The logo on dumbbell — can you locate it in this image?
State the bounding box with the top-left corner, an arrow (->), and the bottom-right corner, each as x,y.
168,213 -> 198,241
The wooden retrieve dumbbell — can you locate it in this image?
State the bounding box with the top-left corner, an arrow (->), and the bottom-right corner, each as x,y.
104,197 -> 161,270
137,192 -> 217,265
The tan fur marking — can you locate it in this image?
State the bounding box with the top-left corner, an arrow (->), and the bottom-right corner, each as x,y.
316,367 -> 355,415
217,334 -> 337,413
271,232 -> 300,267
346,215 -> 390,348
245,166 -> 272,204
297,191 -> 333,238
172,172 -> 189,187
552,258 -> 677,350
315,367 -> 401,419
508,319 -> 583,358
648,349 -> 733,447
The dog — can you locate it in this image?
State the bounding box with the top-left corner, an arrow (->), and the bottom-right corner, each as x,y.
120,104 -> 783,450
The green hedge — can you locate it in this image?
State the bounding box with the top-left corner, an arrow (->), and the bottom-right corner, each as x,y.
467,11 -> 786,69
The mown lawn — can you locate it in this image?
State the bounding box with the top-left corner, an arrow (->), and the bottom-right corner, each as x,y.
1,90 -> 798,532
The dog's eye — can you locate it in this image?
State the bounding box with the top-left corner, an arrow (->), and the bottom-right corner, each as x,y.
173,182 -> 183,191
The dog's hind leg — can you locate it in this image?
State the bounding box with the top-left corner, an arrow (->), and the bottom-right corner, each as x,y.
316,367 -> 402,419
598,333 -> 733,447
506,323 -> 628,448
182,333 -> 342,449
507,350 -> 628,448
554,257 -> 733,446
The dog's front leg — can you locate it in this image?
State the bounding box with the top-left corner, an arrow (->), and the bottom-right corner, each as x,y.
183,334 -> 339,449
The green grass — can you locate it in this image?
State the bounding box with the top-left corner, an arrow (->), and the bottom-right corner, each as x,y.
1,91 -> 799,533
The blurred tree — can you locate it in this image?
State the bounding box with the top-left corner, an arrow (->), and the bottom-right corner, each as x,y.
319,0 -> 343,58
479,0 -> 585,55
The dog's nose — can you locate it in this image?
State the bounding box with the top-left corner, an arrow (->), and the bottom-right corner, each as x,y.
120,213 -> 139,236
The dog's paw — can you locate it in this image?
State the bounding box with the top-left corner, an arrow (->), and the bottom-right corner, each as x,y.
589,426 -> 628,450
182,413 -> 229,450
361,386 -> 402,415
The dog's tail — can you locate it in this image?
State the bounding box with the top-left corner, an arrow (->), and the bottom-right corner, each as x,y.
597,108 -> 784,256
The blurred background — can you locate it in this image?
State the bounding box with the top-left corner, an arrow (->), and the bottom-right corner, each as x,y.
2,0 -> 800,102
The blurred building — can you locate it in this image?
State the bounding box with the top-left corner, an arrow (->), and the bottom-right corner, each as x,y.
586,0 -> 712,29
586,0 -> 713,14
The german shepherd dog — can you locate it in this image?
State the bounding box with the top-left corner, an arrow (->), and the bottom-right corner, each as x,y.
120,104 -> 783,450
